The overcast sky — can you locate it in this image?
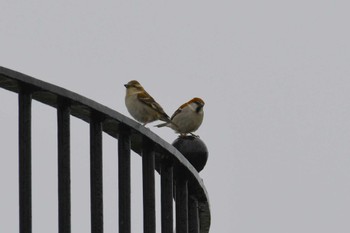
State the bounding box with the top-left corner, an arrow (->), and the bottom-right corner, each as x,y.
1,1 -> 350,233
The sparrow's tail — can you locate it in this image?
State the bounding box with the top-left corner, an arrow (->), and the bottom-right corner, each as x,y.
155,122 -> 168,128
155,120 -> 179,131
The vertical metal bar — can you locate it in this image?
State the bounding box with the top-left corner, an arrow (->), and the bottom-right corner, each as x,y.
18,89 -> 32,233
142,137 -> 156,233
90,114 -> 103,233
176,176 -> 188,233
118,124 -> 131,233
188,196 -> 199,233
161,162 -> 173,233
57,98 -> 71,233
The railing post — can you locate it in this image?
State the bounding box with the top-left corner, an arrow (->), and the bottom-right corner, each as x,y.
142,137 -> 156,233
18,88 -> 32,233
188,196 -> 199,233
118,124 -> 131,233
172,136 -> 209,233
57,98 -> 71,233
176,174 -> 188,233
90,113 -> 103,233
161,162 -> 173,233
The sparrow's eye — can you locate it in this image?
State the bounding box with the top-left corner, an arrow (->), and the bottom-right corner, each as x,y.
195,101 -> 203,106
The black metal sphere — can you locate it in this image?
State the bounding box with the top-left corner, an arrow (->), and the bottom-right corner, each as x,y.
172,136 -> 208,172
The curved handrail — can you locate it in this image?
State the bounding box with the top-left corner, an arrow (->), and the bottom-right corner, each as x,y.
0,66 -> 210,233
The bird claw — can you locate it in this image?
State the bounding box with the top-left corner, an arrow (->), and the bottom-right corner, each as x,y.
189,133 -> 200,138
178,133 -> 200,138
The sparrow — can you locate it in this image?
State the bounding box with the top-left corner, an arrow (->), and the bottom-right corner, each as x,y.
156,97 -> 205,136
124,80 -> 171,126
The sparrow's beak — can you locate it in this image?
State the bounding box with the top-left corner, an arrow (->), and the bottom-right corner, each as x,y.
124,84 -> 129,88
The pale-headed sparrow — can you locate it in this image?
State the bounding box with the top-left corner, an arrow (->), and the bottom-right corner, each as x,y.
156,97 -> 205,136
124,80 -> 171,126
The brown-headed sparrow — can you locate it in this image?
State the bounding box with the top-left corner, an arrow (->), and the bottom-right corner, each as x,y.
156,97 -> 205,136
124,80 -> 171,126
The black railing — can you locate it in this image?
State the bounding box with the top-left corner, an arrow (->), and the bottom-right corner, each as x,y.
0,67 -> 210,233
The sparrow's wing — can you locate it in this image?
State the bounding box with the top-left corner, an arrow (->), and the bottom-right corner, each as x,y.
137,92 -> 170,119
170,102 -> 187,120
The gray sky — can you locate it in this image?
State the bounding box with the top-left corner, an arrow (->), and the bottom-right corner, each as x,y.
1,1 -> 350,232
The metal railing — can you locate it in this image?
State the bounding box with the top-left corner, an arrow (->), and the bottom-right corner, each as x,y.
0,66 -> 210,233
